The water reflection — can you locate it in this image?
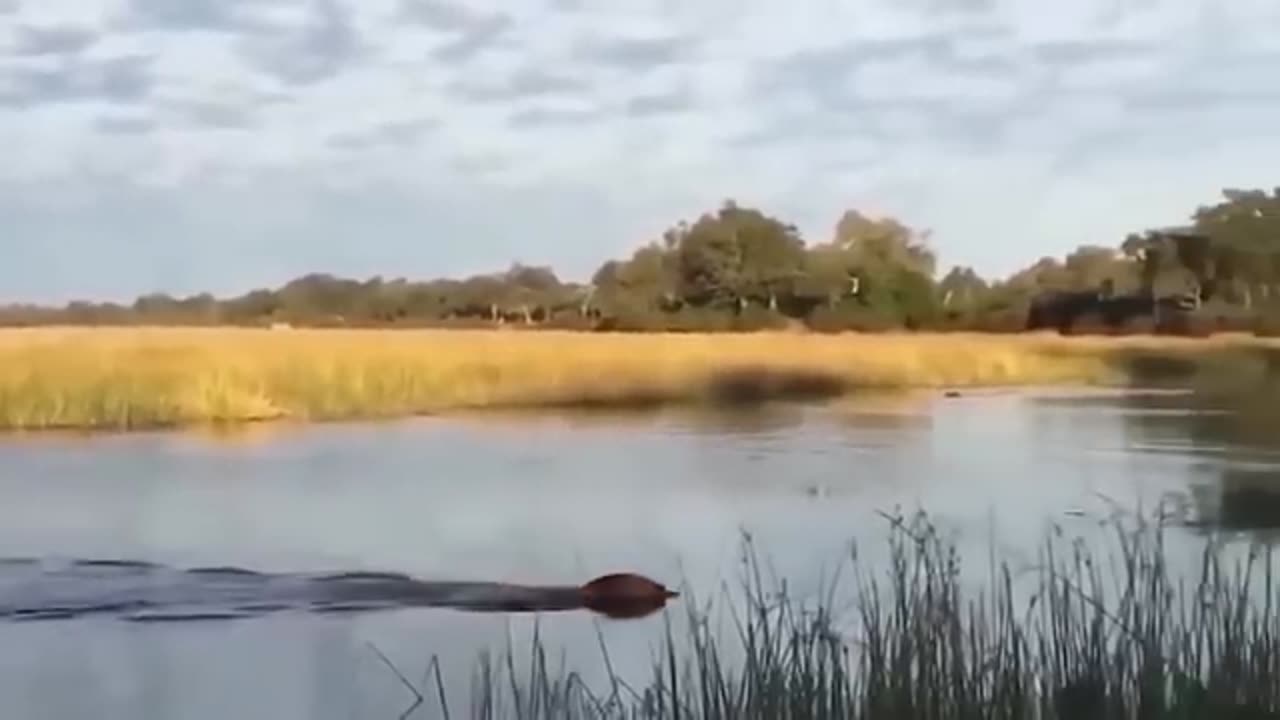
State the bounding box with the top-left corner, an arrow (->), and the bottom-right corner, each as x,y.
446,390 -> 937,436
1097,386 -> 1280,540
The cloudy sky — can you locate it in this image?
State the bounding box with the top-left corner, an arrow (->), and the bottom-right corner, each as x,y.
2,0 -> 1278,303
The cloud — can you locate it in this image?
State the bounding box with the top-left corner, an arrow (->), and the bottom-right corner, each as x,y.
0,54 -> 154,107
235,0 -> 364,85
398,0 -> 497,31
1029,38 -> 1149,66
448,66 -> 590,104
94,113 -> 154,135
623,85 -> 692,117
573,33 -> 687,69
119,0 -> 270,32
507,105 -> 599,128
165,98 -> 257,129
327,118 -> 438,149
2,0 -> 1280,303
398,0 -> 511,62
11,24 -> 97,56
118,0 -> 366,86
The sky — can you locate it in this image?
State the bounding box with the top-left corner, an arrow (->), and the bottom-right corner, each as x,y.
2,0 -> 1279,304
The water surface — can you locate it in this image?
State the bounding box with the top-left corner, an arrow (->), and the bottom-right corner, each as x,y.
2,387 -> 1278,719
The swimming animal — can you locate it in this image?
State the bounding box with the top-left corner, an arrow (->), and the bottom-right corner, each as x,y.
577,572 -> 679,619
0,559 -> 680,623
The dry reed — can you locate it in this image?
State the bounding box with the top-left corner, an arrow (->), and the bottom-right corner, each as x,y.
0,326 -> 1277,431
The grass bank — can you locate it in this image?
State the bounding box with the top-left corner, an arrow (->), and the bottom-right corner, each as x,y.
1,327 -> 1278,431
393,508 -> 1280,719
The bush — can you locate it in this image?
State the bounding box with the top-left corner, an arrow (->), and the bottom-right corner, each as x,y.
804,303 -> 900,333
730,304 -> 792,332
663,306 -> 736,333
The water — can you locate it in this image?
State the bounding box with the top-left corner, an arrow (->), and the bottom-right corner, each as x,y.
2,387 -> 1279,719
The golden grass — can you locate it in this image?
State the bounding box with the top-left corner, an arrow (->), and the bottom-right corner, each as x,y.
0,326 -> 1278,431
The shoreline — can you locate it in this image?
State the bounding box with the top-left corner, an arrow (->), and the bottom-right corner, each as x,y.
1,327 -> 1276,434
0,384 -> 1203,447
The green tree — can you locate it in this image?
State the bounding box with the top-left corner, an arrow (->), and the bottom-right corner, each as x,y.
823,209 -> 941,325
1192,189 -> 1280,307
733,208 -> 806,311
674,211 -> 745,308
1063,245 -> 1132,294
593,243 -> 679,317
938,266 -> 988,313
833,210 -> 937,278
664,200 -> 805,312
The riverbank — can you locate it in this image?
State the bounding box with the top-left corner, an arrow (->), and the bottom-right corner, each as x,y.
1,327 -> 1278,431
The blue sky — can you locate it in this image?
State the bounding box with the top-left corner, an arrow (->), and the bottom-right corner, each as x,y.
2,0 -> 1279,304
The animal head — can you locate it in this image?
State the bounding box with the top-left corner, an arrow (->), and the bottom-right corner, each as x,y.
579,572 -> 678,599
577,572 -> 679,619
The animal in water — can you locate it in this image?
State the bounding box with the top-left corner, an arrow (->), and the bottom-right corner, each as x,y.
576,572 -> 679,619
0,560 -> 680,623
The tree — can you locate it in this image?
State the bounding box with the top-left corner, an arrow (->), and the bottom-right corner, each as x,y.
799,244 -> 860,305
938,266 -> 988,311
1191,189 -> 1280,306
593,243 -> 678,315
662,200 -> 804,312
833,209 -> 937,278
720,203 -> 806,311
1063,245 -> 1130,293
674,210 -> 745,308
501,263 -> 565,323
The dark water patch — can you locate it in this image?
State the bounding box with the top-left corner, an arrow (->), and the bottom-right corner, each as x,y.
1189,473 -> 1280,533
1111,350 -> 1203,384
10,608 -> 81,621
2,600 -> 155,620
705,366 -> 849,406
511,366 -> 853,414
70,558 -> 163,571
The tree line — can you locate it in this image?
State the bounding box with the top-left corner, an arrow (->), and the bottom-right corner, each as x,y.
4,187 -> 1280,335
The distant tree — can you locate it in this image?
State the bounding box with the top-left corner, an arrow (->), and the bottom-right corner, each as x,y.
674,208 -> 746,308
833,209 -> 937,278
4,185 -> 1280,335
1063,245 -> 1132,293
938,266 -> 988,314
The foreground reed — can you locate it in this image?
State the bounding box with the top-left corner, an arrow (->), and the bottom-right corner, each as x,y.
1,326 -> 1279,431
396,507 -> 1280,719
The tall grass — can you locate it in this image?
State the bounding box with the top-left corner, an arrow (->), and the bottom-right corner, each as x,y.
1,327 -> 1279,431
393,507 -> 1280,719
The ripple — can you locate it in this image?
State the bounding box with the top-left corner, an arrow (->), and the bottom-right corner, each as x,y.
186,566 -> 265,577
312,571 -> 412,583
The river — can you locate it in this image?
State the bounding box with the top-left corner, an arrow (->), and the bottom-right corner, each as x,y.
1,387 -> 1278,719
